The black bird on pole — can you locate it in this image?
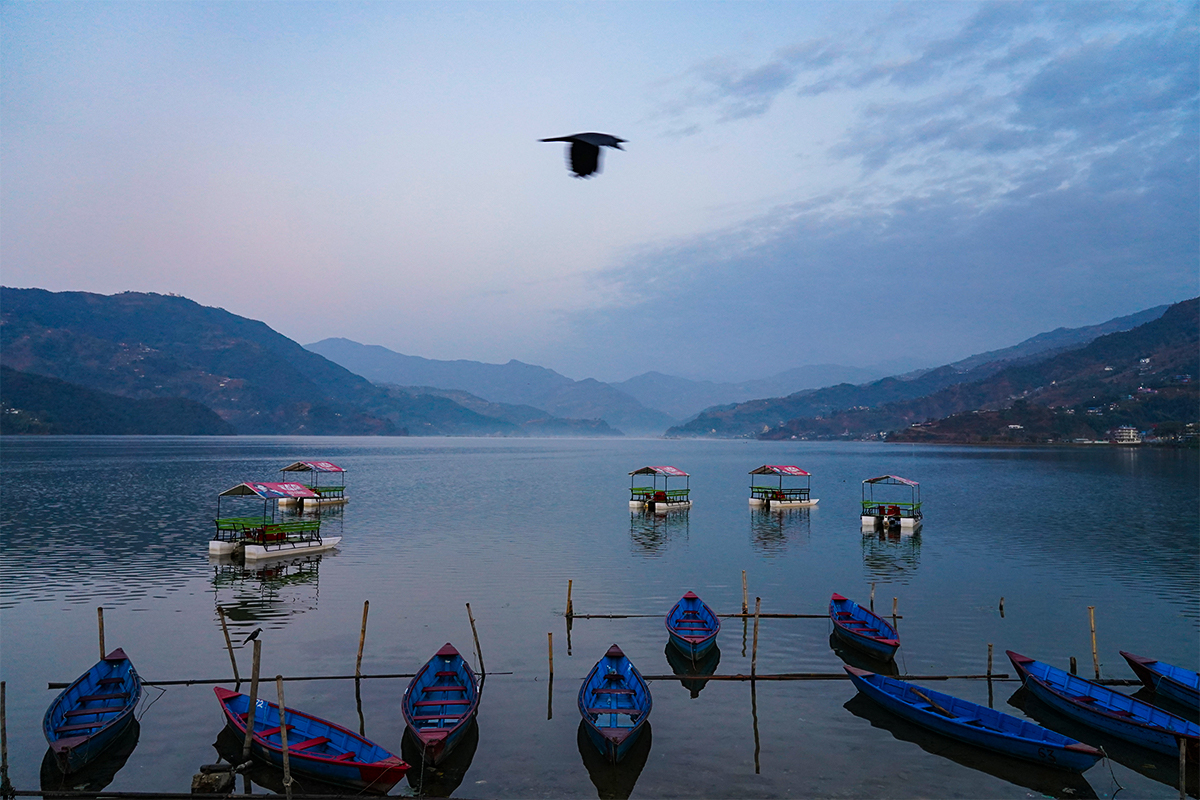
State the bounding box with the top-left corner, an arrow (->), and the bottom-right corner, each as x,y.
540,132 -> 626,178
242,628 -> 263,646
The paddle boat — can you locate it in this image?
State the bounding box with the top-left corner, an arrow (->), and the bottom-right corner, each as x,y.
629,466 -> 691,513
1008,651 -> 1200,760
43,649 -> 141,774
665,591 -> 720,661
214,687 -> 408,793
579,645 -> 652,764
211,482 -> 341,561
830,593 -> 900,662
861,475 -> 922,533
845,667 -> 1103,771
748,465 -> 818,509
277,461 -> 348,508
402,643 -> 481,766
1120,651 -> 1200,711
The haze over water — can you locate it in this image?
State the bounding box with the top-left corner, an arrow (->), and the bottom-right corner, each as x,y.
1,437 -> 1196,797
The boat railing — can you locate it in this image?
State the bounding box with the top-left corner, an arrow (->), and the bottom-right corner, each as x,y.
861,501 -> 922,518
308,485 -> 346,498
245,520 -> 322,545
751,487 -> 810,501
213,516 -> 272,541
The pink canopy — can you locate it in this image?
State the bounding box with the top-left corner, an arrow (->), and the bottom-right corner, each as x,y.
218,482 -> 319,499
280,461 -> 345,473
863,475 -> 919,487
629,466 -> 689,477
749,465 -> 811,477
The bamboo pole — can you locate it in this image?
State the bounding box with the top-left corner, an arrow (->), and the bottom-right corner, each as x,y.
241,640 -> 262,765
355,600 -> 370,680
97,607 -> 106,659
750,597 -> 762,678
891,597 -> 898,631
566,580 -> 573,618
870,583 -> 875,613
987,644 -> 993,677
217,607 -> 240,684
1,681 -> 11,800
466,603 -> 485,677
638,672 -> 1013,682
1179,737 -> 1187,800
742,571 -> 748,614
47,670 -> 515,689
987,643 -> 994,709
998,597 -> 1005,618
547,633 -> 553,678
1089,606 -> 1100,679
275,676 -> 292,800
750,680 -> 761,775
1070,656 -> 1077,675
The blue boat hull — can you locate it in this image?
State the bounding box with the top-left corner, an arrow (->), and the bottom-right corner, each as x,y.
1009,651 -> 1200,760
830,594 -> 899,662
665,592 -> 720,660
43,649 -> 141,774
1121,651 -> 1200,712
846,667 -> 1102,772
402,643 -> 480,766
579,645 -> 651,765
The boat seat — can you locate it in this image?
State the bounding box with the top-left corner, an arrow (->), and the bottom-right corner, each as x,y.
585,708 -> 641,717
65,707 -> 123,717
412,699 -> 471,707
424,685 -> 467,693
259,724 -> 294,738
434,671 -> 459,677
1107,708 -> 1135,717
593,688 -> 634,695
97,677 -> 124,686
412,713 -> 463,721
55,721 -> 108,734
1069,695 -> 1098,703
78,693 -> 129,702
290,736 -> 331,751
331,752 -> 356,761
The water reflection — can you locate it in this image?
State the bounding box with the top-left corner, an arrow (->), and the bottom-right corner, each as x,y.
861,529 -> 921,582
828,633 -> 900,677
577,719 -> 652,800
664,643 -> 721,698
843,693 -> 1098,799
40,719 -> 140,792
628,512 -> 689,557
211,726 -> 366,796
1009,686 -> 1199,798
402,718 -> 479,797
749,508 -> 810,556
210,553 -> 324,638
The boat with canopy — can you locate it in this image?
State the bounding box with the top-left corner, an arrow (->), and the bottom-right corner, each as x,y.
629,466 -> 691,513
748,465 -> 818,509
861,475 -> 922,533
277,461 -> 348,507
211,482 -> 341,560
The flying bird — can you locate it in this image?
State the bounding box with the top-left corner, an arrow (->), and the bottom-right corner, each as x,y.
540,132 -> 626,178
242,628 -> 263,645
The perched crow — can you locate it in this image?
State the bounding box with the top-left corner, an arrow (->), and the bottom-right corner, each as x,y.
540,132 -> 626,178
242,628 -> 263,645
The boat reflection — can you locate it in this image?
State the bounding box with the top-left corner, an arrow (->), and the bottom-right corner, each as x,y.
664,642 -> 721,698
40,719 -> 139,792
749,508 -> 810,556
861,528 -> 921,582
1009,686 -> 1199,798
843,693 -> 1098,799
210,552 -> 324,638
212,726 -> 368,796
577,719 -> 652,800
628,511 -> 688,556
402,717 -> 479,797
828,632 -> 900,677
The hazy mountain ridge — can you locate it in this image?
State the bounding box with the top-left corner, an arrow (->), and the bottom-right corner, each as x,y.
385,385 -> 621,437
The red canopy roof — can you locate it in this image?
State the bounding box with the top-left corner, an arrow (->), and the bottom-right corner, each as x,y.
749,465 -> 811,476
218,482 -> 319,499
629,465 -> 689,477
863,475 -> 919,487
279,461 -> 345,473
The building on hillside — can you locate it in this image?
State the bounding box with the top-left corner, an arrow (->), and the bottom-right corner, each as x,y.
1113,426 -> 1142,445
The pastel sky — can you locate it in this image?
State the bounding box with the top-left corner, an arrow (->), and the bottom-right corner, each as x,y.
3,1 -> 1197,382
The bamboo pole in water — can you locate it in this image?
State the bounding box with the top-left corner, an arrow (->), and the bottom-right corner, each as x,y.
742,571 -> 748,615
751,598 -> 762,678
1089,606 -> 1100,679
1,681 -> 11,800
1070,656 -> 1077,676
566,580 -> 573,618
275,676 -> 292,800
355,601 -> 370,680
870,583 -> 875,613
97,607 -> 106,660
241,641 -> 262,766
217,607 -> 240,684
547,632 -> 553,678
467,603 -> 485,677
1179,737 -> 1187,800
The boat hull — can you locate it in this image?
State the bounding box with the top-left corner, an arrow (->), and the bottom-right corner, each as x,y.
1008,651 -> 1200,760
830,594 -> 899,662
1120,651 -> 1200,711
579,645 -> 651,765
215,687 -> 407,793
665,592 -> 720,661
43,649 -> 141,774
846,667 -> 1102,772
402,644 -> 480,766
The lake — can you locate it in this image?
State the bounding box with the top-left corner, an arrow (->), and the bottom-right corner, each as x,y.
1,437 -> 1196,797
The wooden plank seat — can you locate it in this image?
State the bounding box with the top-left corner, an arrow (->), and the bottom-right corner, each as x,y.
585,708 -> 641,717
97,677 -> 124,686
290,736 -> 331,751
412,713 -> 463,722
78,693 -> 129,702
412,699 -> 471,707
424,685 -> 467,693
56,721 -> 110,734
331,752 -> 356,761
435,671 -> 458,677
65,707 -> 124,717
259,724 -> 294,738
674,621 -> 710,627
592,688 -> 634,695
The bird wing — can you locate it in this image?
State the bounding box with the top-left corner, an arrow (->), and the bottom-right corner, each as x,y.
569,141 -> 601,177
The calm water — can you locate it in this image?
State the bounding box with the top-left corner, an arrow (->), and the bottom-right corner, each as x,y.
1,437 -> 1197,798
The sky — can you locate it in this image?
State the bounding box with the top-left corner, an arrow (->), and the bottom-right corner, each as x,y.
3,1 -> 1197,383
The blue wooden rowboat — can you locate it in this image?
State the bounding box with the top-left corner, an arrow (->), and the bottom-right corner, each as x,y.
1008,651 -> 1200,760
665,591 -> 720,660
845,666 -> 1103,772
830,593 -> 899,662
43,648 -> 141,773
402,643 -> 481,766
1120,651 -> 1200,712
579,645 -> 652,764
215,687 -> 408,793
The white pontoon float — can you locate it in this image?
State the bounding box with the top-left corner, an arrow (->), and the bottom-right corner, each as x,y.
629,466 -> 691,514
277,461 -> 348,507
861,475 -> 922,533
211,482 -> 342,560
748,465 -> 818,509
